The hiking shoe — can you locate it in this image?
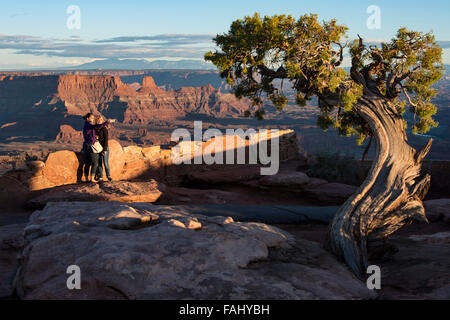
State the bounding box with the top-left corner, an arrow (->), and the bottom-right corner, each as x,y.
107,177 -> 113,181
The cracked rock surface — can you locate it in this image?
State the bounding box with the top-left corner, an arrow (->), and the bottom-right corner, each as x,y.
15,201 -> 374,300
26,180 -> 164,209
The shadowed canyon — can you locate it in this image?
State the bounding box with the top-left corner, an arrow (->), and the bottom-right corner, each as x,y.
1,69 -> 449,161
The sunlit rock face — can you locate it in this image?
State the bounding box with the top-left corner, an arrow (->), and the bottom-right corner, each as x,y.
0,130 -> 299,209
0,74 -> 252,143
14,202 -> 375,300
26,180 -> 164,209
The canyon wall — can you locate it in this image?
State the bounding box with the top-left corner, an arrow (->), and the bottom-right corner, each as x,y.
0,69 -> 230,91
0,129 -> 298,209
0,74 -> 252,143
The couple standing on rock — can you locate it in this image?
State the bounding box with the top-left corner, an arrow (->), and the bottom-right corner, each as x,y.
82,113 -> 116,183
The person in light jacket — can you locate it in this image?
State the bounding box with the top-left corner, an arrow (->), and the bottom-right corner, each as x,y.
95,114 -> 112,182
82,113 -> 114,183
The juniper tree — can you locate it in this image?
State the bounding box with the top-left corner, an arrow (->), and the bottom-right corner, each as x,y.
205,13 -> 443,277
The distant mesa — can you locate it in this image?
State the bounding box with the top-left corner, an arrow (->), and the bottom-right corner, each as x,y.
63,58 -> 215,71
138,76 -> 165,95
0,74 -> 254,144
0,122 -> 17,129
54,124 -> 83,144
128,82 -> 142,91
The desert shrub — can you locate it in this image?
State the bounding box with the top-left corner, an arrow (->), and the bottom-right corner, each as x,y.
25,153 -> 38,162
306,151 -> 361,186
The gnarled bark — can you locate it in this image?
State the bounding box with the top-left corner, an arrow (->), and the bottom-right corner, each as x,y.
326,90 -> 432,278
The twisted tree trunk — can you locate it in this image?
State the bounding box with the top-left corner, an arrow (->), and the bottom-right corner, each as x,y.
326,90 -> 432,278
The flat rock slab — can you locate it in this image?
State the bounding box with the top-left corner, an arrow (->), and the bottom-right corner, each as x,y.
27,180 -> 164,209
174,204 -> 338,224
258,172 -> 312,188
186,166 -> 262,185
15,201 -> 374,300
245,172 -> 356,205
375,232 -> 450,299
161,187 -> 245,204
424,199 -> 450,223
303,182 -> 358,205
0,223 -> 26,299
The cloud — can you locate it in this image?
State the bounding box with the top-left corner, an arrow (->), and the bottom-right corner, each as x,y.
1,33 -> 449,65
437,41 -> 450,49
0,33 -> 215,60
95,34 -> 214,46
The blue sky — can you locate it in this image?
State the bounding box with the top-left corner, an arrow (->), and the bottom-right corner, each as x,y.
0,0 -> 449,69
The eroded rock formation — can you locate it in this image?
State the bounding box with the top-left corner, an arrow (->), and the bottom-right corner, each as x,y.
0,130 -> 299,209
26,180 -> 164,209
0,74 -> 252,143
54,125 -> 84,144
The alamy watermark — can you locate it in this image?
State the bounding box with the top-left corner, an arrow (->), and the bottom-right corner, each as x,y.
66,5 -> 81,30
366,265 -> 381,290
66,265 -> 81,290
366,5 -> 381,30
170,121 -> 280,176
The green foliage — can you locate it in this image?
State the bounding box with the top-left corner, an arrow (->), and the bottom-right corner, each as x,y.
254,108 -> 266,120
412,117 -> 438,134
350,27 -> 443,134
356,134 -> 367,146
205,13 -> 444,138
295,92 -> 307,106
269,93 -> 288,110
394,100 -> 407,115
205,13 -> 353,112
25,153 -> 38,162
317,113 -> 334,131
341,84 -> 363,112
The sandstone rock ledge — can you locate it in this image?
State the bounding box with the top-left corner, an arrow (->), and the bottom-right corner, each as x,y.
26,180 -> 164,209
14,202 -> 374,300
0,223 -> 26,299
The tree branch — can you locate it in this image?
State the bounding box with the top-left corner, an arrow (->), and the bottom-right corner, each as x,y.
415,138 -> 433,164
256,64 -> 288,79
400,83 -> 418,108
362,136 -> 373,162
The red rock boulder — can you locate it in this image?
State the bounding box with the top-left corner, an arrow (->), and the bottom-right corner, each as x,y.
43,150 -> 79,186
108,139 -> 125,180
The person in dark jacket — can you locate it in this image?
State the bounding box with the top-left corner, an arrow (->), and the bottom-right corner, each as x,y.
95,114 -> 112,181
82,113 -> 114,183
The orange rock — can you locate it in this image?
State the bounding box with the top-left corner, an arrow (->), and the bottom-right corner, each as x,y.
54,125 -> 83,144
139,76 -> 165,95
121,158 -> 149,180
28,175 -> 54,191
108,139 -> 125,180
27,180 -> 164,209
142,145 -> 160,160
43,150 -> 79,186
